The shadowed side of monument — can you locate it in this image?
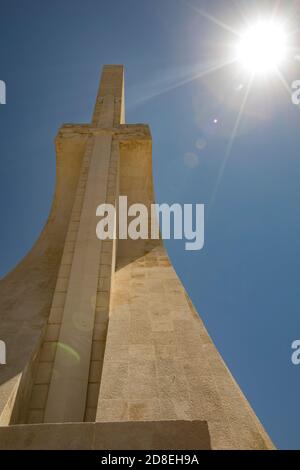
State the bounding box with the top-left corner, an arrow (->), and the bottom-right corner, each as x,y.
0,65 -> 274,450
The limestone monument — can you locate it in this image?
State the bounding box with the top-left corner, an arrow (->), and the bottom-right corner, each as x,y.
0,65 -> 274,449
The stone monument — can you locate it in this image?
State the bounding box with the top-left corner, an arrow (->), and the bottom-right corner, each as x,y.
0,65 -> 274,450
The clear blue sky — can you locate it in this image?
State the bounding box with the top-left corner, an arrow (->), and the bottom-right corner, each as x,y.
1,0 -> 300,449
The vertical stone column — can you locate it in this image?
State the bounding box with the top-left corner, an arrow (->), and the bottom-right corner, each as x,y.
83,138 -> 120,422
92,65 -> 125,127
42,66 -> 125,423
44,133 -> 112,422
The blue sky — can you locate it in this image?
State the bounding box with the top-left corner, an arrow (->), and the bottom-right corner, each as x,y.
1,0 -> 300,449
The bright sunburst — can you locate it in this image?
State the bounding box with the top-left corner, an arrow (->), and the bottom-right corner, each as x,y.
236,21 -> 288,75
157,2 -> 298,206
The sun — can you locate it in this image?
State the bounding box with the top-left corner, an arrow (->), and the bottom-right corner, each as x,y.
237,20 -> 288,75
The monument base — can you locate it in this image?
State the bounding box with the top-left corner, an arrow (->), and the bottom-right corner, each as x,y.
0,420 -> 210,450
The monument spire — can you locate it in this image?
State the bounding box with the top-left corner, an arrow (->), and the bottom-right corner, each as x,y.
92,64 -> 125,127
